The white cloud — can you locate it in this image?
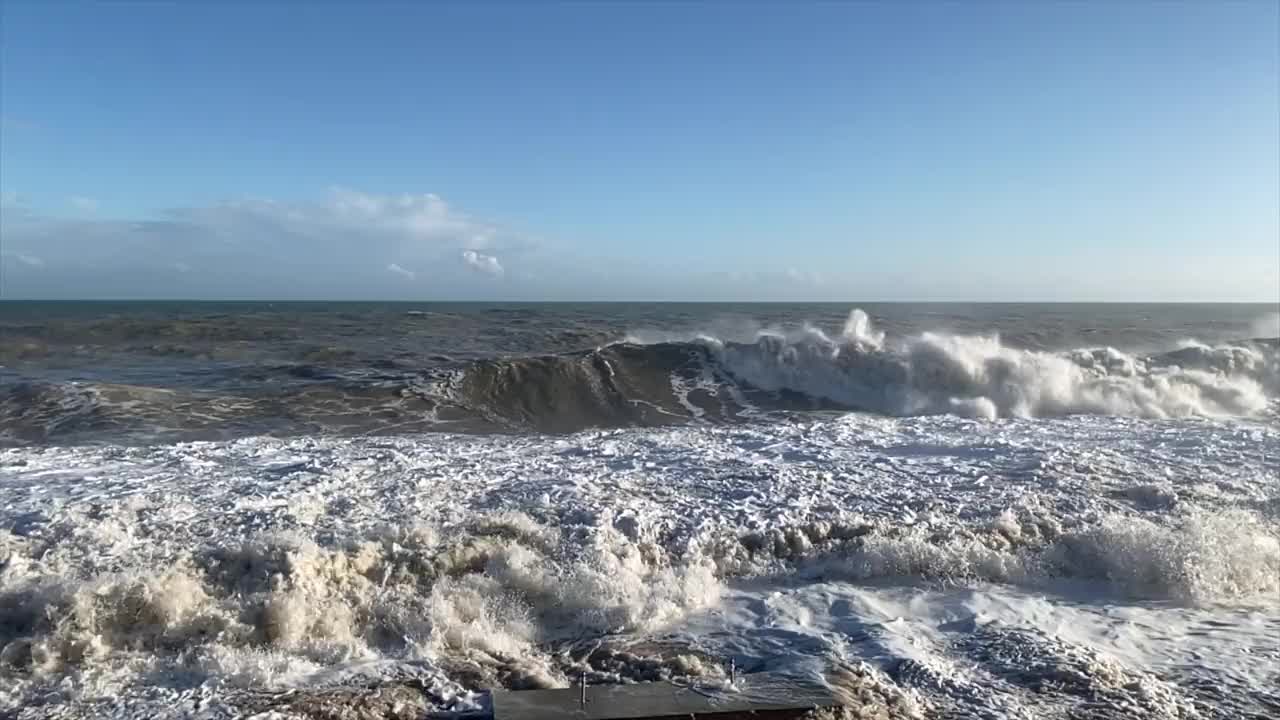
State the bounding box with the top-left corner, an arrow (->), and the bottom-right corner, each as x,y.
13,253 -> 44,267
0,189 -> 532,296
69,196 -> 99,213
461,250 -> 504,277
386,263 -> 416,280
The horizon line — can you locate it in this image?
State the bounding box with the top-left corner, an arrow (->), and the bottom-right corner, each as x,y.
0,297 -> 1275,305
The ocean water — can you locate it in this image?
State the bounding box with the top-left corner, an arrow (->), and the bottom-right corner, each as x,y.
1,301 -> 1277,719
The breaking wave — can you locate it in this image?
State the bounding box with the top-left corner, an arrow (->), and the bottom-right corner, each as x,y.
688,310 -> 1277,421
3,309 -> 1277,444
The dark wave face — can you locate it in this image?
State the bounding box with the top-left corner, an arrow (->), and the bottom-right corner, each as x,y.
3,338 -> 1277,446
0,343 -> 834,444
1,302 -> 1276,445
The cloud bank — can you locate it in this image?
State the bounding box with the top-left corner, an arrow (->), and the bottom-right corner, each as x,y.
0,189 -> 527,299
3,190 -> 1272,302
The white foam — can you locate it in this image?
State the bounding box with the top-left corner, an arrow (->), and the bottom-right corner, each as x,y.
696,310 -> 1277,420
1048,509 -> 1280,602
2,409 -> 1277,717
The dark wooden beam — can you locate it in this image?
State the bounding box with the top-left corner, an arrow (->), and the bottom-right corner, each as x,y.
491,673 -> 840,720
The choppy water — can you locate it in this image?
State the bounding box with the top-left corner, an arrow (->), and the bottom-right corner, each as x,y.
1,302 -> 1277,719
3,302 -> 1277,444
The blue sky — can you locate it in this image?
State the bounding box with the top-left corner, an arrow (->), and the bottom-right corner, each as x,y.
1,1 -> 1276,301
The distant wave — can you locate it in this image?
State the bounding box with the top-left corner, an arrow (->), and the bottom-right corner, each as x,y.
3,309 -> 1277,444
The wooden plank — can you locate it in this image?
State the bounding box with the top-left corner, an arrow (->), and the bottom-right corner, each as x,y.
491,673 -> 839,720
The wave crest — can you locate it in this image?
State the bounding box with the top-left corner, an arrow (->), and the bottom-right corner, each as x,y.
698,310 -> 1275,420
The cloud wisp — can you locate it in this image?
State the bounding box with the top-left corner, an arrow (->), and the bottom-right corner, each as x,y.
386,263 -> 416,280
12,253 -> 45,268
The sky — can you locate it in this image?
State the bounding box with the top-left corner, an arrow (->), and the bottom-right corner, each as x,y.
1,1 -> 1277,302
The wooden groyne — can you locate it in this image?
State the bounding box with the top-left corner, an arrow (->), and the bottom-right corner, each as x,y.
491,673 -> 840,720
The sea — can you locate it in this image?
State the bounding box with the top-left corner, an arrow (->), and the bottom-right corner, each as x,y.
1,301 -> 1277,719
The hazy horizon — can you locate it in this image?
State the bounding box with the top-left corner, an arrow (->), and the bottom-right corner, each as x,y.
1,298 -> 1277,311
